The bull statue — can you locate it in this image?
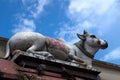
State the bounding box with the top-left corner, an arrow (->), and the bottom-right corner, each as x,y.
4,30 -> 108,69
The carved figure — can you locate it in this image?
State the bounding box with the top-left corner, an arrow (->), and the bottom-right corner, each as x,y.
4,31 -> 108,69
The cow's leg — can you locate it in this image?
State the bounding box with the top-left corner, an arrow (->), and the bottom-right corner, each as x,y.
68,54 -> 87,67
35,51 -> 55,60
26,45 -> 55,60
68,54 -> 85,63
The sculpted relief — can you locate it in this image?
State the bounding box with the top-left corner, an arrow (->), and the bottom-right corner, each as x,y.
3,30 -> 108,69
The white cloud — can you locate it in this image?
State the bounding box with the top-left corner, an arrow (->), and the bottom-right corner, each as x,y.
56,23 -> 84,44
56,21 -> 92,43
68,0 -> 117,24
13,19 -> 35,33
22,0 -> 49,18
12,0 -> 49,33
68,0 -> 115,17
57,0 -> 120,41
101,47 -> 120,61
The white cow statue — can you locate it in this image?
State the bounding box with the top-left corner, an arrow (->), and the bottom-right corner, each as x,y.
3,31 -> 108,69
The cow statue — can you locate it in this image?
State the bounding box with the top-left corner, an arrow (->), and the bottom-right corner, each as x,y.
3,30 -> 108,69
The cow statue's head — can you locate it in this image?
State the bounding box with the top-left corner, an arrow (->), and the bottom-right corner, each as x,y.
75,30 -> 108,59
77,30 -> 108,50
73,30 -> 108,69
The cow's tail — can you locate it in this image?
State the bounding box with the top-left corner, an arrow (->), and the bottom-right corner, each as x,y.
4,41 -> 10,59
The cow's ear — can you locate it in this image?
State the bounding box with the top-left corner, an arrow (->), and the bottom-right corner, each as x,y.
77,33 -> 86,41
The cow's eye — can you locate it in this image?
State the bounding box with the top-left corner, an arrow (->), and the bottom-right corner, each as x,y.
90,35 -> 96,38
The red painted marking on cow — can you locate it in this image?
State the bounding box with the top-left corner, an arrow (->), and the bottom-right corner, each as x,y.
47,38 -> 68,53
47,38 -> 65,49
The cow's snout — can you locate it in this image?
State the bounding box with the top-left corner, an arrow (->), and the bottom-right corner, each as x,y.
101,40 -> 108,49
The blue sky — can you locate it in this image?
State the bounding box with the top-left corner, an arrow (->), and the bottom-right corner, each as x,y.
0,0 -> 120,65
